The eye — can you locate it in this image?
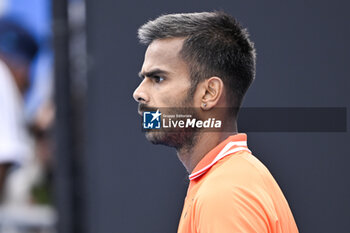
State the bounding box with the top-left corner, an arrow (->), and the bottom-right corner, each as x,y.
153,76 -> 165,83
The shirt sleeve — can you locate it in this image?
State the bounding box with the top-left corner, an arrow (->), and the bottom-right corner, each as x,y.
0,60 -> 30,165
194,186 -> 276,233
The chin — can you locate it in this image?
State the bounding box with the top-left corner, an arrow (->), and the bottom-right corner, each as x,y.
145,130 -> 179,148
145,129 -> 198,150
145,131 -> 168,145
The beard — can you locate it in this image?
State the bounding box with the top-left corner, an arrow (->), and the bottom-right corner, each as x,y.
145,107 -> 199,150
139,92 -> 200,150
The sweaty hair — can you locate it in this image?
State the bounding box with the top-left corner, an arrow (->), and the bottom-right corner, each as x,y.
138,12 -> 256,114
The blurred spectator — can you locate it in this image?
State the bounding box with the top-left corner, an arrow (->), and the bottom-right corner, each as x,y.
0,16 -> 56,233
1,0 -> 53,124
0,18 -> 38,195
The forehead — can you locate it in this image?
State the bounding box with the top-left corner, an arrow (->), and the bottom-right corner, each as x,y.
142,37 -> 188,73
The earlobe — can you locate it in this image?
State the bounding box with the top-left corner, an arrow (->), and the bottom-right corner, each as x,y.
201,77 -> 223,109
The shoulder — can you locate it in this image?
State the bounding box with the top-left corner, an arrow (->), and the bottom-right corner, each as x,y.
194,152 -> 278,218
200,151 -> 275,193
191,152 -> 279,232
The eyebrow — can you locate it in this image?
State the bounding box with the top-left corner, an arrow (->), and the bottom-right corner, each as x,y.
138,69 -> 170,79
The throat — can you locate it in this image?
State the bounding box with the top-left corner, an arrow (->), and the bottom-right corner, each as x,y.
176,132 -> 235,174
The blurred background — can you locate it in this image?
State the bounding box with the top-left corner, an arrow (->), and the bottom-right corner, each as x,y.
0,0 -> 349,233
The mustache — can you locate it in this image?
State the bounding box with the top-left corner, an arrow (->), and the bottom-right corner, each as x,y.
138,104 -> 158,113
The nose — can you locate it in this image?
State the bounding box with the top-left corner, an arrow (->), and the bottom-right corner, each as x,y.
133,80 -> 149,103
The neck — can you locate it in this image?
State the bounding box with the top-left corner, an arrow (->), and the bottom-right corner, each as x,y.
176,122 -> 237,173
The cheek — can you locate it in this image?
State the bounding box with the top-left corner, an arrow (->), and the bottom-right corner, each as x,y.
154,78 -> 192,107
164,91 -> 191,108
158,93 -> 176,107
152,90 -> 178,108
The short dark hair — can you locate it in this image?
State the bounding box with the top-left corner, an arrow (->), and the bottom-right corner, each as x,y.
138,12 -> 256,113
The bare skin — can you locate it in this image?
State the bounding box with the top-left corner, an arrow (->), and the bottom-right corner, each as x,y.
133,37 -> 237,173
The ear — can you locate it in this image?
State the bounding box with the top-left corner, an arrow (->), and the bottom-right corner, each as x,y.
200,77 -> 224,110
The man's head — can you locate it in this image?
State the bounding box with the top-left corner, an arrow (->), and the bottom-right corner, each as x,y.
133,12 -> 256,148
137,12 -> 255,110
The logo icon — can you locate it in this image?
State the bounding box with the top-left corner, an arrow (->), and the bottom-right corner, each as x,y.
143,110 -> 162,129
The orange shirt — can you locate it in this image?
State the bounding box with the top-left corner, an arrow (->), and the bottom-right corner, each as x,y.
177,133 -> 298,233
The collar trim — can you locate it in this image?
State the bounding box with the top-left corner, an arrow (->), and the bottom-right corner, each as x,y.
189,134 -> 251,181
